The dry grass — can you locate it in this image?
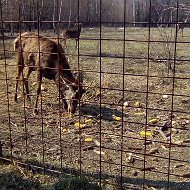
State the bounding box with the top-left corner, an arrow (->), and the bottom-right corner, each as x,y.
0,27 -> 190,190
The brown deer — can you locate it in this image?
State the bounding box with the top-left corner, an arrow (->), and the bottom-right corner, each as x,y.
13,32 -> 85,115
61,23 -> 81,48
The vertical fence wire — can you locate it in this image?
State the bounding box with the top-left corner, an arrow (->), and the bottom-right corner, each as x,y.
99,0 -> 102,187
0,0 -> 13,161
143,0 -> 152,189
167,0 -> 179,189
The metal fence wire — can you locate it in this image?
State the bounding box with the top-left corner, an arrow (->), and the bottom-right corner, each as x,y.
0,0 -> 190,189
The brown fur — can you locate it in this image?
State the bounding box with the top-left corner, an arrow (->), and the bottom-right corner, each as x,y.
14,32 -> 85,114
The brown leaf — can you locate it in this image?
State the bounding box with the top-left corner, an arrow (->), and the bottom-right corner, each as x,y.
147,148 -> 159,154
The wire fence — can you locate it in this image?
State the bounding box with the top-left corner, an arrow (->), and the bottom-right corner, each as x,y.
0,0 -> 190,189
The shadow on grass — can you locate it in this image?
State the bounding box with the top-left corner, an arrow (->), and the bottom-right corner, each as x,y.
1,157 -> 190,190
0,158 -> 102,190
0,168 -> 101,190
25,159 -> 190,190
53,177 -> 101,190
80,103 -> 127,120
0,172 -> 39,190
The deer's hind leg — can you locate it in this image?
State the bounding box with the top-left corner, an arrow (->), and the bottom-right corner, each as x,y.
14,53 -> 24,102
33,69 -> 42,115
23,54 -> 34,101
23,66 -> 33,101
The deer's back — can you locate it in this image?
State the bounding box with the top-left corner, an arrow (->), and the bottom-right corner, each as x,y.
14,32 -> 72,80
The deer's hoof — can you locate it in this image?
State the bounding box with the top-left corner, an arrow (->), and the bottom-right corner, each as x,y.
33,108 -> 39,115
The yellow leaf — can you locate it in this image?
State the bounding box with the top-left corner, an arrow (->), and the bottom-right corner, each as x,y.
112,115 -> 122,121
95,89 -> 100,97
75,122 -> 86,128
69,113 -> 73,119
134,101 -> 141,107
63,128 -> 68,133
85,119 -> 93,124
149,118 -> 158,124
84,137 -> 93,142
140,131 -> 152,138
17,95 -> 22,99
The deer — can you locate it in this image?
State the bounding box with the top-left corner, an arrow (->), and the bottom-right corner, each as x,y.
13,32 -> 85,115
61,23 -> 81,48
177,17 -> 188,37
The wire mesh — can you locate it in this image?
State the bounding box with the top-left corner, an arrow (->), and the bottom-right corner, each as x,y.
0,0 -> 190,189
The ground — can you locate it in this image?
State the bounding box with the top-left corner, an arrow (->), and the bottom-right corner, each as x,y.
0,27 -> 190,190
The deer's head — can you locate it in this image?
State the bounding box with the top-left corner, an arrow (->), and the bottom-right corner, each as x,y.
63,71 -> 85,114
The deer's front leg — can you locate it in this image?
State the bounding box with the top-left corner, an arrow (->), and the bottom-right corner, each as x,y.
55,80 -> 68,111
14,53 -> 24,102
34,70 -> 42,115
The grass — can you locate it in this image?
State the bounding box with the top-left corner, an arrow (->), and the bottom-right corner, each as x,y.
0,161 -> 102,190
0,27 -> 190,190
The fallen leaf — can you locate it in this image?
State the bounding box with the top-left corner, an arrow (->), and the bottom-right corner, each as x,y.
17,95 -> 22,99
112,115 -> 122,121
94,139 -> 101,147
93,149 -> 105,155
85,119 -> 93,124
147,148 -> 159,154
63,128 -> 68,133
174,164 -> 184,168
149,118 -> 158,124
140,131 -> 152,138
84,137 -> 93,142
95,89 -> 100,97
41,85 -> 48,91
123,101 -> 129,107
32,82 -> 37,86
74,122 -> 86,128
69,113 -> 73,119
134,101 -> 141,107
